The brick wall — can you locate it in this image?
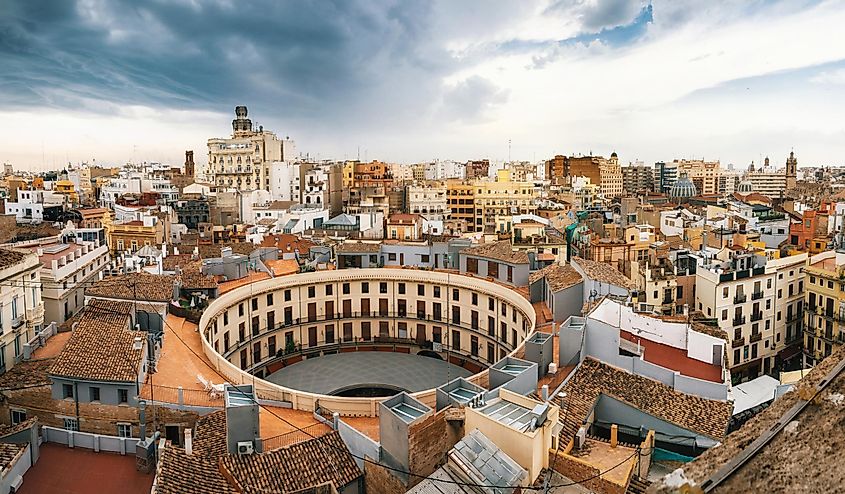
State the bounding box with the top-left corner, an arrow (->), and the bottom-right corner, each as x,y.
364,458 -> 408,494
407,408 -> 462,488
0,385 -> 199,439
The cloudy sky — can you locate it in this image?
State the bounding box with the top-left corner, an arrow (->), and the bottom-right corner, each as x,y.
1,0 -> 844,171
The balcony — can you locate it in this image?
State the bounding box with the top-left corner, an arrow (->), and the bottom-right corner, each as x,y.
11,314 -> 24,329
751,291 -> 764,301
734,294 -> 747,304
26,305 -> 45,324
733,316 -> 746,326
732,337 -> 745,348
751,312 -> 763,322
750,332 -> 762,343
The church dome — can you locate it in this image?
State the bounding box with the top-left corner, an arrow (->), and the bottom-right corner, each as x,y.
737,180 -> 753,194
670,173 -> 697,200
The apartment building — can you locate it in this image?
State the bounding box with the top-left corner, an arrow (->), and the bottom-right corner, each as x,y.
206,106 -> 295,190
473,169 -> 537,233
696,249 -> 805,382
446,180 -> 475,233
347,161 -> 394,218
466,159 -> 490,179
565,154 -> 624,198
803,250 -> 845,367
27,232 -> 110,324
109,216 -> 165,254
0,249 -> 43,376
673,159 -> 721,196
622,162 -> 655,194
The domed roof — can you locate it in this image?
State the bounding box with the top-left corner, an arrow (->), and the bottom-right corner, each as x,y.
737,180 -> 754,194
669,173 -> 697,199
610,151 -> 618,158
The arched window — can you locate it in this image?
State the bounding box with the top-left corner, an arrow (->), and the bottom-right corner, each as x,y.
237,156 -> 242,164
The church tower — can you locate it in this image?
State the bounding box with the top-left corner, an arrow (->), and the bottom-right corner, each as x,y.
785,151 -> 797,189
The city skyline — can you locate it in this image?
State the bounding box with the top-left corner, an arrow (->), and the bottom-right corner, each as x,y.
2,0 -> 845,169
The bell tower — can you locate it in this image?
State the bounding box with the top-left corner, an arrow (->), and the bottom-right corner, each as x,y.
232,106 -> 253,136
785,151 -> 797,189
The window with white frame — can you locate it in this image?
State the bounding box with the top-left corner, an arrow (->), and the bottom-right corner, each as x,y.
10,409 -> 26,425
117,423 -> 132,438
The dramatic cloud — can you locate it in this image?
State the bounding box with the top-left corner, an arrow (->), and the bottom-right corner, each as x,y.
0,0 -> 844,168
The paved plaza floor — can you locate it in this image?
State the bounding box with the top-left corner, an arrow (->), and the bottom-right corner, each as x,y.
265,351 -> 474,394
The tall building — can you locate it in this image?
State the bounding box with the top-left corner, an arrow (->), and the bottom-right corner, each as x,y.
545,155 -> 567,185
672,159 -> 721,195
621,162 -> 655,194
0,248 -> 44,376
696,249 -> 806,382
744,153 -> 797,199
446,179 -> 475,233
803,250 -> 845,367
466,159 -> 490,180
473,169 -> 537,233
206,106 -> 295,191
654,161 -> 678,194
561,154 -> 624,198
786,151 -> 798,190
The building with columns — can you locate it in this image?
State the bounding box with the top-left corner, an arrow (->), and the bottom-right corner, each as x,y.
206,106 -> 295,191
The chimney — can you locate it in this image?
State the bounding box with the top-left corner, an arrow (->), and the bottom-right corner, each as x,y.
541,384 -> 549,402
184,428 -> 193,456
610,424 -> 618,448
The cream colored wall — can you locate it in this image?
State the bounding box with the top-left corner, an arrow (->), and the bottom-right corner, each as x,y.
464,388 -> 559,483
198,268 -> 537,416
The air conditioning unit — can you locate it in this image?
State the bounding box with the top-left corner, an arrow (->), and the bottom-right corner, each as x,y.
237,441 -> 254,455
575,426 -> 587,449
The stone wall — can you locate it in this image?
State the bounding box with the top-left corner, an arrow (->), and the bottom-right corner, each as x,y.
549,450 -> 626,494
364,459 -> 408,494
407,408 -> 462,488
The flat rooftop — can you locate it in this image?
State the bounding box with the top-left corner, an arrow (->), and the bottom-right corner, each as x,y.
18,443 -> 154,494
265,352 -> 473,395
620,329 -> 723,383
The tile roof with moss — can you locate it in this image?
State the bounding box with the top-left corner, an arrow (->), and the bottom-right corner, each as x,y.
462,240 -> 530,264
86,272 -> 175,303
561,357 -> 731,441
572,256 -> 637,290
528,263 -> 583,292
49,299 -> 145,383
156,411 -> 361,494
221,431 -> 361,493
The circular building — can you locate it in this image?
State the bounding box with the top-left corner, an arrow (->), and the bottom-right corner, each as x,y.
736,180 -> 754,194
198,268 -> 536,415
669,173 -> 697,202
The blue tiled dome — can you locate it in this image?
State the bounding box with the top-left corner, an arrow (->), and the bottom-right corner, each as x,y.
670,173 -> 697,199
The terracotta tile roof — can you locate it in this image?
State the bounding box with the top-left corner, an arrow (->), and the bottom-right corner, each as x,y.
462,240 -> 530,264
156,447 -> 237,494
162,254 -> 198,272
189,411 -> 226,453
156,412 -> 360,494
0,359 -> 53,389
265,259 -> 300,277
387,213 -> 422,224
0,443 -> 26,472
561,357 -> 731,440
528,263 -> 583,292
336,241 -> 380,254
0,248 -> 28,269
259,234 -> 315,255
197,243 -> 257,259
180,271 -> 218,289
87,272 -> 175,302
221,431 -> 361,493
0,417 -> 37,439
49,299 -> 145,383
572,257 -> 637,290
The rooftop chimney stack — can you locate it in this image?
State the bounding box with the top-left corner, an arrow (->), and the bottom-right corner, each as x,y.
184,428 -> 193,456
